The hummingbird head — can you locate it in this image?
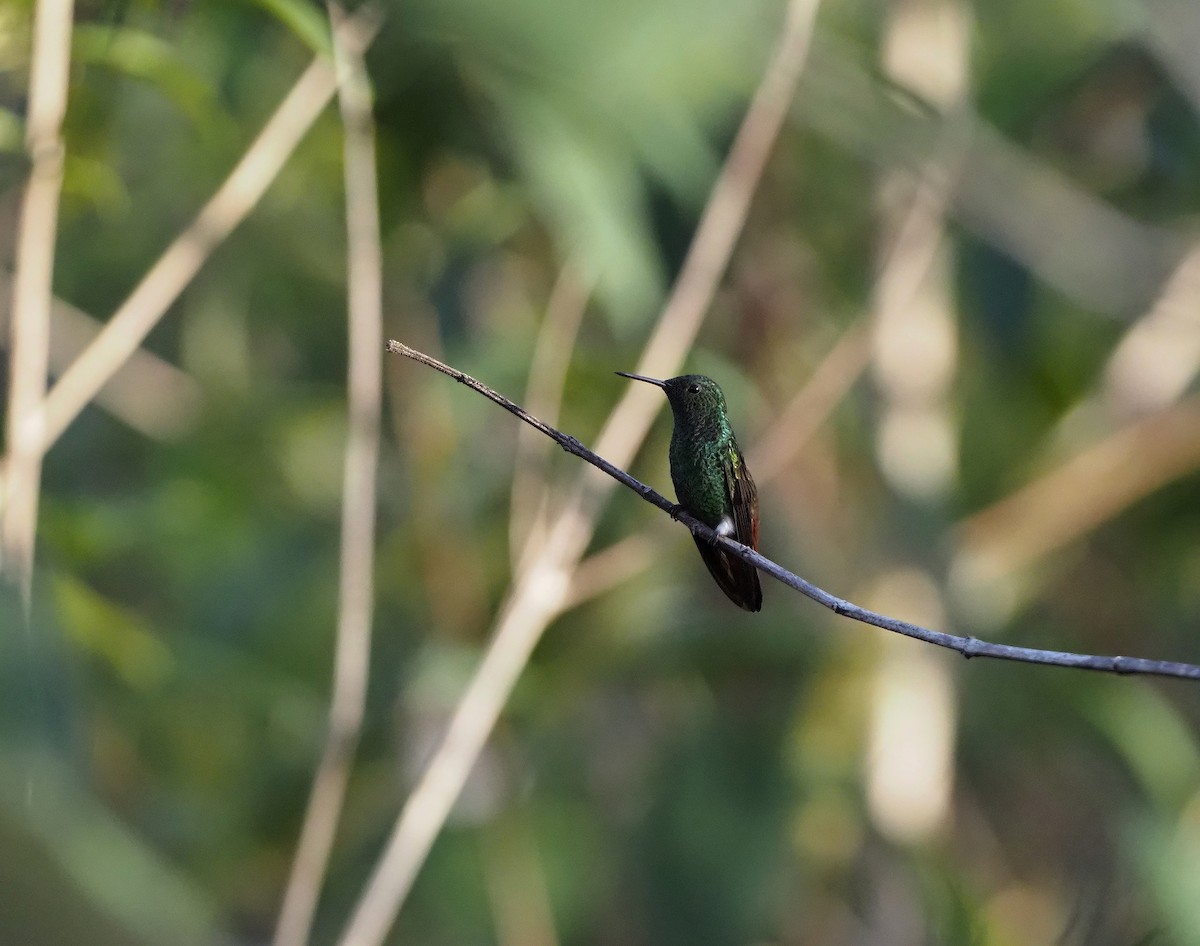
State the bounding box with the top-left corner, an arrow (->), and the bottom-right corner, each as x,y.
615,372 -> 729,431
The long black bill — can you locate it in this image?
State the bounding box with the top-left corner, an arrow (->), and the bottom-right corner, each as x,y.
615,371 -> 666,387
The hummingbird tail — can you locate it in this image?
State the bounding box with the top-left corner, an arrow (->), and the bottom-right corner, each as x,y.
692,537 -> 762,612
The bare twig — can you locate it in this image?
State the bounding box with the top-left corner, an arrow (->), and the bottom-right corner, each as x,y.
388,339 -> 1200,682
2,0 -> 75,606
337,7 -> 823,944
34,6 -> 381,454
272,8 -> 384,946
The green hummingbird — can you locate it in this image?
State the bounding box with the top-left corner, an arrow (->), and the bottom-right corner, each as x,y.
616,371 -> 762,612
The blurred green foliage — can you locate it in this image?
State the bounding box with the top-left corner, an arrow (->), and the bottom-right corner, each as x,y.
3,0 -> 1200,944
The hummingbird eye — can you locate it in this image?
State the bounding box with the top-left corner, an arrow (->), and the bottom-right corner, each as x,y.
687,383 -> 701,394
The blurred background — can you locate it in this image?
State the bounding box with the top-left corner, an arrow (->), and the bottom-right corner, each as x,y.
2,0 -> 1200,943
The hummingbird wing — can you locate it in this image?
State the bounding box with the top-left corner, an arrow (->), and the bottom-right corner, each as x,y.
725,444 -> 760,552
691,444 -> 762,612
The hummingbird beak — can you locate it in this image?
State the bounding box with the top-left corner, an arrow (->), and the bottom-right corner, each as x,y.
615,371 -> 667,388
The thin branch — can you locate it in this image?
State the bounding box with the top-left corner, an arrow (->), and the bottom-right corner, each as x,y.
34,6 -> 381,454
387,339 -> 1200,683
335,5 -> 823,945
2,0 -> 75,607
272,8 -> 384,946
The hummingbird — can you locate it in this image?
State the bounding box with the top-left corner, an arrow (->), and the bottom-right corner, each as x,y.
616,372 -> 762,612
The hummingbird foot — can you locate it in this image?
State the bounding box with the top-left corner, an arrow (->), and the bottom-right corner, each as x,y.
695,515 -> 736,547
667,503 -> 687,521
